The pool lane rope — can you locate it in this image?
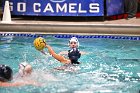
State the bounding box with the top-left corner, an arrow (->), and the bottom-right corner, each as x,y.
0,33 -> 140,41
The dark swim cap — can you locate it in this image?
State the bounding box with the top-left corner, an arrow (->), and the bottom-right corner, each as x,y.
0,65 -> 13,82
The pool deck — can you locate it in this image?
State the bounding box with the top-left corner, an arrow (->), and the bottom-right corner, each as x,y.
0,17 -> 140,36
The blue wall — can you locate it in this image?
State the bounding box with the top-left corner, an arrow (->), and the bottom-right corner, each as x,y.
106,0 -> 124,16
8,0 -> 104,16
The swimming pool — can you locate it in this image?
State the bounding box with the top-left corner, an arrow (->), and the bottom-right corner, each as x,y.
0,33 -> 140,93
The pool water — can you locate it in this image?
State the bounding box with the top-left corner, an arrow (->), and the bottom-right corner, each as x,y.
0,34 -> 140,93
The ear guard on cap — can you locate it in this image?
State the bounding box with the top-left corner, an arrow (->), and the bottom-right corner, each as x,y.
68,37 -> 79,47
18,62 -> 28,77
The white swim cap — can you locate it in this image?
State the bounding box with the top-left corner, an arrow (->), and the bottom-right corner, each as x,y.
68,37 -> 79,47
18,62 -> 29,77
19,62 -> 28,69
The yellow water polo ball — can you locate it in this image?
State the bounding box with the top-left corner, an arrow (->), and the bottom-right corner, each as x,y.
33,37 -> 46,51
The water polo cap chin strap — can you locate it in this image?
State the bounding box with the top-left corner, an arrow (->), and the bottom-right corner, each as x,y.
68,37 -> 79,47
19,63 -> 28,76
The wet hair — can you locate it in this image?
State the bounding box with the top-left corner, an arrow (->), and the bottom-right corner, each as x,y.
0,65 -> 13,82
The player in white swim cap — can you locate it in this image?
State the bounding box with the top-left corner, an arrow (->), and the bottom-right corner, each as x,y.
68,37 -> 81,64
35,37 -> 82,65
18,62 -> 32,77
68,37 -> 79,48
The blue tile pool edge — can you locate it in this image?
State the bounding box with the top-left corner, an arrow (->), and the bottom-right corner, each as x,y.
0,33 -> 140,41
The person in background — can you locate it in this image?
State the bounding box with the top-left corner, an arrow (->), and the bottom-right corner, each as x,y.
0,64 -> 37,87
124,0 -> 138,20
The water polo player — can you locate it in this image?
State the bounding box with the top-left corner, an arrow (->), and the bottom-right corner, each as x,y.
68,37 -> 81,64
18,62 -> 32,77
0,64 -> 38,87
34,37 -> 83,65
0,65 -> 13,82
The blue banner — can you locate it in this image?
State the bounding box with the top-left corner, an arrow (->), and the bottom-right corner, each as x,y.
106,0 -> 124,16
8,0 -> 104,16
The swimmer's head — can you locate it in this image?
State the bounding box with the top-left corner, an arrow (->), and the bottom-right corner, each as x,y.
19,62 -> 32,77
0,65 -> 13,82
68,37 -> 79,48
